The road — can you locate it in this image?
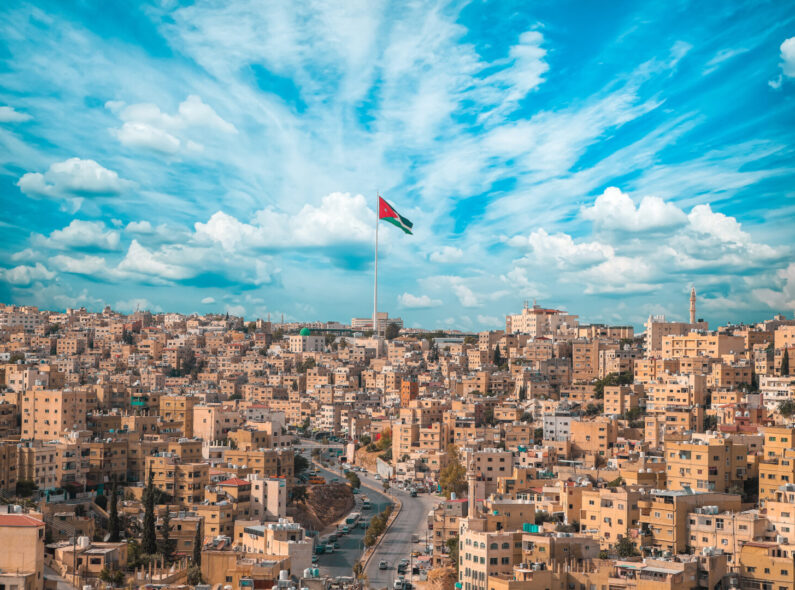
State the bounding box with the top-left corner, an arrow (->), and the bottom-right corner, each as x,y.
363,473 -> 438,590
297,441 -> 440,587
310,461 -> 394,579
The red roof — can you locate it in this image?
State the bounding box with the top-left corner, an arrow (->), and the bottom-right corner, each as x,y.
0,514 -> 44,527
218,478 -> 250,487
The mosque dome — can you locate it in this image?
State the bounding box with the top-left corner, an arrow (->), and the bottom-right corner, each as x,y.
299,327 -> 311,336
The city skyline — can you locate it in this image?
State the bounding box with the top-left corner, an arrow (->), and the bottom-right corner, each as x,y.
2,1 -> 795,331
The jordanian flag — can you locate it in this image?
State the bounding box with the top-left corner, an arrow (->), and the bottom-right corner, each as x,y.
378,196 -> 413,235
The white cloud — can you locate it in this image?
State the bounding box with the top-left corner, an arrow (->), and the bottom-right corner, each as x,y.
17,158 -> 135,199
522,228 -> 614,268
51,254 -> 114,277
114,298 -> 161,313
398,292 -> 442,309
114,122 -> 181,154
36,220 -> 121,250
108,95 -> 236,153
10,249 -> 38,262
687,204 -> 749,244
477,315 -> 502,327
201,296 -> 216,304
452,283 -> 479,308
581,186 -> 687,232
226,304 -> 246,317
429,246 -> 464,264
117,240 -> 194,281
0,263 -> 55,286
0,106 -> 33,122
195,192 -> 374,251
753,263 -> 795,312
779,37 -> 795,78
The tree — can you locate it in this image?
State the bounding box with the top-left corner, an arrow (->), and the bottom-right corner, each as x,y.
159,506 -> 175,563
518,385 -> 527,401
428,340 -> 439,362
493,345 -> 502,367
292,486 -> 308,503
108,480 -> 121,542
703,415 -> 718,432
382,480 -> 390,493
593,372 -> 634,399
294,454 -> 310,475
613,534 -> 639,558
385,323 -> 401,340
446,535 -> 460,572
782,348 -> 790,376
273,328 -> 284,340
100,567 -> 125,587
193,521 -> 203,566
15,479 -> 37,498
345,471 -> 361,489
439,445 -> 467,499
187,564 -> 203,585
780,399 -> 795,417
142,467 -> 157,555
533,428 -> 544,444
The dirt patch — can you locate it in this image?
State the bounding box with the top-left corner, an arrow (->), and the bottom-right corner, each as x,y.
289,482 -> 354,532
416,567 -> 457,590
355,447 -> 381,471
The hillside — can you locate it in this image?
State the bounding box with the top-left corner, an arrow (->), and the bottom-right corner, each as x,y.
289,482 -> 354,532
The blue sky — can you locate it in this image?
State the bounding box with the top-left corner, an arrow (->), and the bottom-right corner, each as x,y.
1,0 -> 794,330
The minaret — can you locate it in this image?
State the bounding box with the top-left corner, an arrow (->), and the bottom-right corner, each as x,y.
467,462 -> 477,519
689,287 -> 696,324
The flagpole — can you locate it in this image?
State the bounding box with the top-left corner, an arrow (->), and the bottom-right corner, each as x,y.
373,192 -> 379,358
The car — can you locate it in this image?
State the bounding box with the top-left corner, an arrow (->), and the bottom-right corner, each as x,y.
379,560 -> 388,570
394,578 -> 404,589
312,555 -> 319,564
374,474 -> 381,481
333,541 -> 340,549
342,526 -> 350,534
410,490 -> 417,497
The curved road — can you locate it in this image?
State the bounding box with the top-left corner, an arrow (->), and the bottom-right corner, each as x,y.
297,443 -> 440,588
362,473 -> 438,590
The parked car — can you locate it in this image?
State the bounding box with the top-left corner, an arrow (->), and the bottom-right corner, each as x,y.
379,560 -> 389,570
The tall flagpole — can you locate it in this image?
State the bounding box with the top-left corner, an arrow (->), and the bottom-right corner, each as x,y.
373,193 -> 379,357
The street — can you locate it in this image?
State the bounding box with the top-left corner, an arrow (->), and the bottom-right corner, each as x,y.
362,473 -> 438,590
301,446 -> 439,587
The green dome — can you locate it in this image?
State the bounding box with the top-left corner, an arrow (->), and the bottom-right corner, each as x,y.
299,327 -> 311,336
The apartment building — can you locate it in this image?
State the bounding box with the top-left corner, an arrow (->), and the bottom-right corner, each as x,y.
664,438 -> 748,493
21,388 -> 87,440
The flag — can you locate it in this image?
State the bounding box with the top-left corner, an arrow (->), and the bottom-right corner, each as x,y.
378,197 -> 413,235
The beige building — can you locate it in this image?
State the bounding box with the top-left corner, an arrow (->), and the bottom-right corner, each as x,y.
0,513 -> 45,590
21,388 -> 87,440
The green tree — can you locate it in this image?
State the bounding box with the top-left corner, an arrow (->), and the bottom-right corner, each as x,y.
780,399 -> 795,417
95,490 -> 108,510
703,415 -> 718,431
439,445 -> 467,499
446,535 -> 460,572
782,348 -> 790,376
385,323 -> 401,340
294,453 -> 310,475
345,471 -> 361,489
273,328 -> 284,340
613,534 -> 639,558
533,428 -> 544,444
159,506 -> 175,563
187,564 -> 203,585
593,372 -> 634,399
193,520 -> 203,565
108,480 -> 121,542
142,467 -> 157,555
493,345 -> 502,367
292,486 -> 308,503
100,567 -> 125,587
15,479 -> 37,497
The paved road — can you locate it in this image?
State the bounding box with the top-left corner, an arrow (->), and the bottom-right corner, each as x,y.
301,457 -> 393,579
297,441 -> 440,587
363,474 -> 438,590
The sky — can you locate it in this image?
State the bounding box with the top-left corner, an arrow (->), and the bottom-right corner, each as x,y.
1,0 -> 794,331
